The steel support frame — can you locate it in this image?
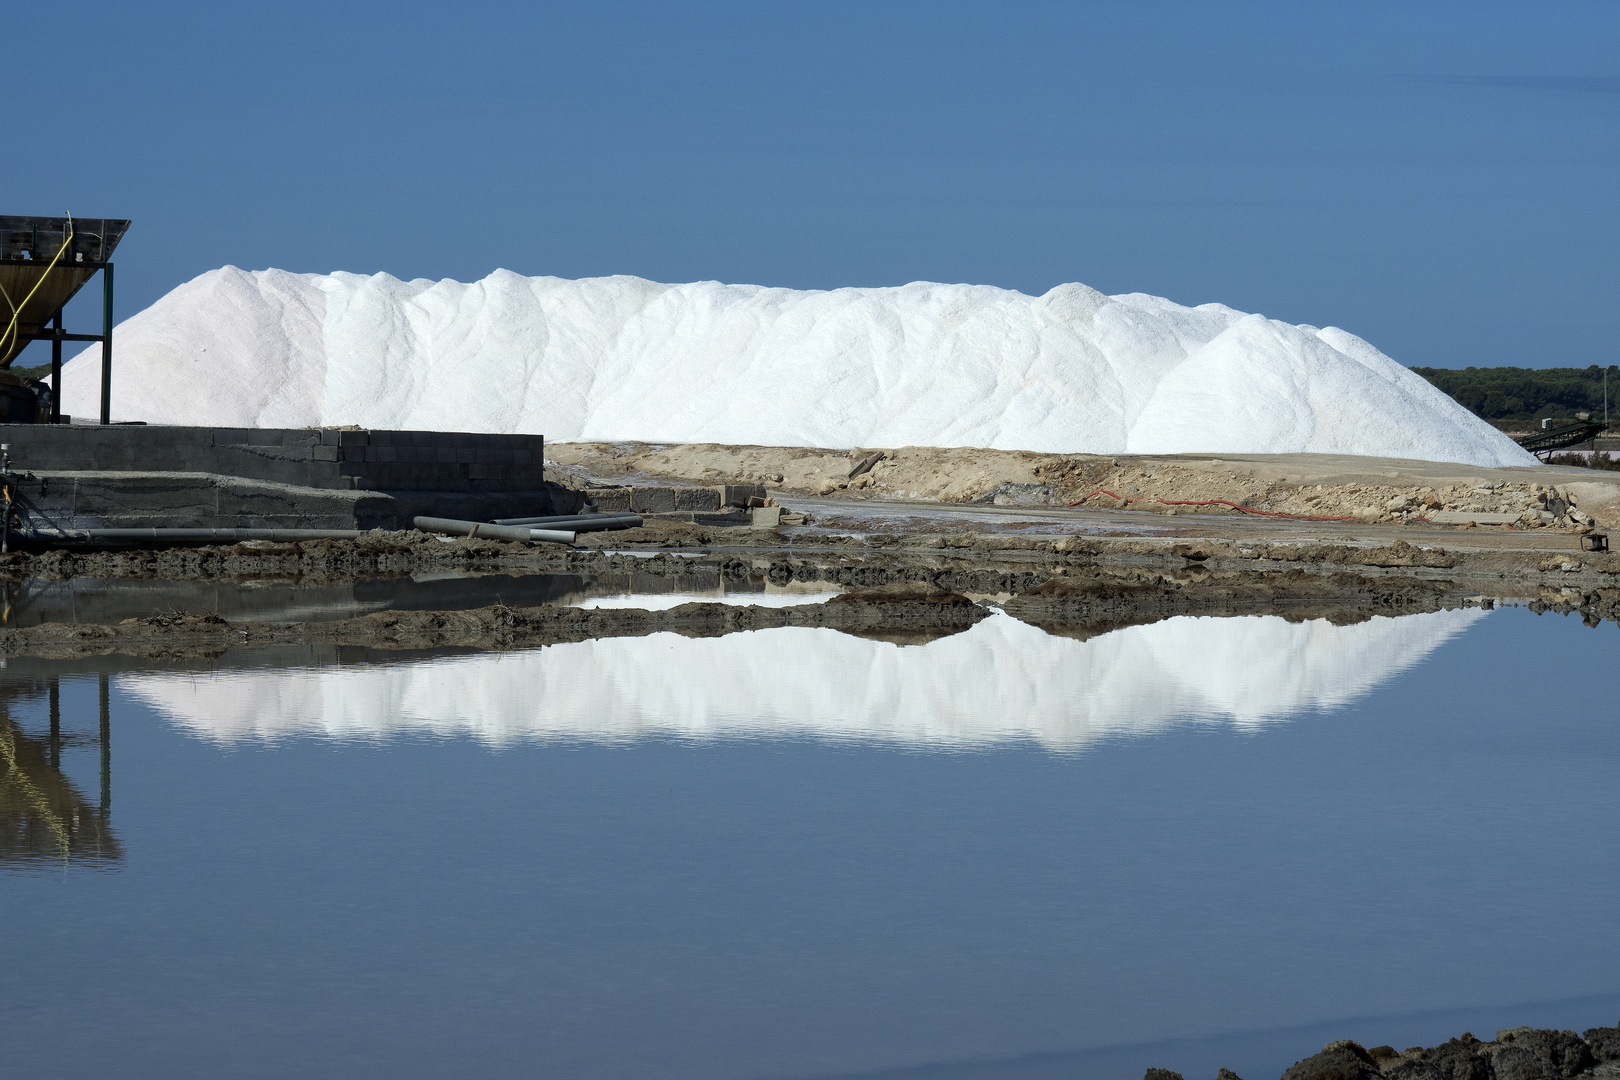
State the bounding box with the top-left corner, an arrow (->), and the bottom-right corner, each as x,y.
13,259 -> 115,424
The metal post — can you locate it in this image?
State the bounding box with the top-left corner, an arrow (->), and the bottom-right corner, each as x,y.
48,677 -> 60,770
99,263 -> 113,426
50,311 -> 62,423
98,672 -> 110,817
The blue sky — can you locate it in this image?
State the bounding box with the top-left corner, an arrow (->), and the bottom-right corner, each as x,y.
13,0 -> 1617,369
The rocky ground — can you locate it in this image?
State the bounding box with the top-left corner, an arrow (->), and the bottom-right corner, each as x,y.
1147,1022 -> 1620,1080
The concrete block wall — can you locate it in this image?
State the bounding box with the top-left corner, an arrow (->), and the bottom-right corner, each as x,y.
587,484 -> 764,513
0,424 -> 546,493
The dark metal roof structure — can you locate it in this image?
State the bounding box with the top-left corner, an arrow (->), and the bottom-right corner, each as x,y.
0,216 -> 131,367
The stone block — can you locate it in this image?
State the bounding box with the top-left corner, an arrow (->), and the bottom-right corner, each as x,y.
674,487 -> 722,511
587,488 -> 633,512
338,429 -> 370,446
313,445 -> 340,462
722,484 -> 767,507
750,505 -> 782,528
320,428 -> 341,445
630,487 -> 677,513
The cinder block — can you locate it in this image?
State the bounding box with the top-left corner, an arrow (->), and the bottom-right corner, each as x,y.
338,429 -> 370,446
469,464 -> 488,479
750,506 -> 782,528
674,487 -> 722,511
587,488 -> 632,512
630,487 -> 676,513
342,446 -> 366,462
313,445 -> 340,462
320,429 -> 341,445
722,484 -> 767,507
456,449 -> 475,463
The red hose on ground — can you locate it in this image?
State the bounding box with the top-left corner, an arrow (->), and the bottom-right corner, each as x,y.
1068,489 -> 1129,507
1153,499 -> 1356,522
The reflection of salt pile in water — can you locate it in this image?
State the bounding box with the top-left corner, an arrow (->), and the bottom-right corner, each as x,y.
124,609 -> 1486,751
61,267 -> 1532,466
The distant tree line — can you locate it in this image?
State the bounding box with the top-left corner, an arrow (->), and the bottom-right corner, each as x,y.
1410,365 -> 1620,425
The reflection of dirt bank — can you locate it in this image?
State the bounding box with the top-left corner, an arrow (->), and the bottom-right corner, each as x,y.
0,554 -> 1616,661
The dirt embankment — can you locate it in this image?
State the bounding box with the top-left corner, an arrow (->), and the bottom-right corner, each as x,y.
3,529 -> 1619,608
547,441 -> 1620,530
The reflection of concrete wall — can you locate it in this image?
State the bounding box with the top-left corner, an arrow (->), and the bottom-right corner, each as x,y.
124,609 -> 1487,751
1,571 -> 801,628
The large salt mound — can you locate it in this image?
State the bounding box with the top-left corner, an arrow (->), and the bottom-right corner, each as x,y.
61,267 -> 1534,467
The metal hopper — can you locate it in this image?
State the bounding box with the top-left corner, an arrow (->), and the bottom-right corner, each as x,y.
0,215 -> 130,422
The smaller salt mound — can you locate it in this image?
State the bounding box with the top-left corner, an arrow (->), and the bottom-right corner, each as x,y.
61,267 -> 1534,467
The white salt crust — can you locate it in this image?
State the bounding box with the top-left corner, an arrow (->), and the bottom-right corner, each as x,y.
62,267 -> 1534,467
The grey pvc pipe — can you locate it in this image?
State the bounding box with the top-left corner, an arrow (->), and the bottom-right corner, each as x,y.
492,512 -> 643,532
413,516 -> 574,545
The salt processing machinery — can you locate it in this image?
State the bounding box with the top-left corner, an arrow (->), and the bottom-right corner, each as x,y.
0,215 -> 130,425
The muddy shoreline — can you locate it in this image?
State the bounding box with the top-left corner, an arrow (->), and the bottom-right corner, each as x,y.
0,480 -> 1615,659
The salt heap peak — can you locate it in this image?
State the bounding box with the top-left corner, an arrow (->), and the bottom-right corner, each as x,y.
61,267 -> 1534,468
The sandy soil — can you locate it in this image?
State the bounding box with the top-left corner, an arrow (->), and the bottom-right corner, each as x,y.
547,441 -> 1620,529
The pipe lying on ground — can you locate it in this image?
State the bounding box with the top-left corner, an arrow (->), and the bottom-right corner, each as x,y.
412,516 -> 575,545
34,527 -> 366,544
490,512 -> 643,532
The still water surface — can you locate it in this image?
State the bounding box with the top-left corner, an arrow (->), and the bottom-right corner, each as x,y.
3,605 -> 1617,1079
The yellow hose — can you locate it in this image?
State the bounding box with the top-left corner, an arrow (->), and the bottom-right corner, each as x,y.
0,216 -> 74,364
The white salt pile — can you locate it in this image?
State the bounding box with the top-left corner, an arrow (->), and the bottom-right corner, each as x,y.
61,267 -> 1533,467
125,609 -> 1484,751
